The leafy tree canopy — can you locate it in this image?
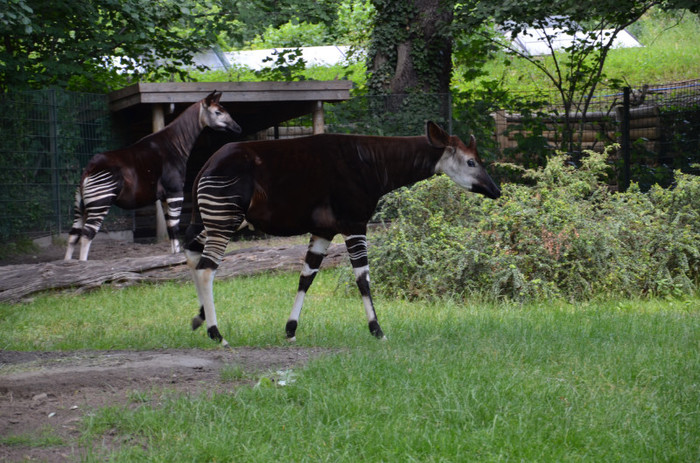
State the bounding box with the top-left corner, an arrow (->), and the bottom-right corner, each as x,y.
0,0 -> 339,92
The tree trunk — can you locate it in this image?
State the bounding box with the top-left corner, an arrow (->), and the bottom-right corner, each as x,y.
368,0 -> 454,95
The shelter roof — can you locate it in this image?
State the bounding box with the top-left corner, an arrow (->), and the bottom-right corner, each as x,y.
108,80 -> 352,138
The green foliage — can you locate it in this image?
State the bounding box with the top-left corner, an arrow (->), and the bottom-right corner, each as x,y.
333,0 -> 376,48
0,0 -> 232,92
371,147 -> 700,301
366,0 -> 454,94
253,48 -> 309,82
249,20 -> 332,49
326,93 -> 451,136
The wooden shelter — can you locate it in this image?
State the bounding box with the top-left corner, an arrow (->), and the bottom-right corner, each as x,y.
107,81 -> 353,240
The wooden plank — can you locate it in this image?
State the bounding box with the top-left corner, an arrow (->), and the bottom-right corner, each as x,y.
136,90 -> 349,104
629,116 -> 661,129
132,81 -> 352,93
108,94 -> 144,112
630,126 -> 661,140
508,130 -> 615,143
629,105 -> 660,118
506,110 -> 616,123
109,81 -> 353,111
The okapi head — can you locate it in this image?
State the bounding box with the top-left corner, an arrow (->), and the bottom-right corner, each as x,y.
200,91 -> 242,134
428,121 -> 501,199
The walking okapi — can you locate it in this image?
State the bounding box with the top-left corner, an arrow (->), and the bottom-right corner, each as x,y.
65,91 -> 241,261
185,121 -> 501,346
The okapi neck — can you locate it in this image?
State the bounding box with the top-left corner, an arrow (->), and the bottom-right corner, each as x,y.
373,137 -> 444,194
159,103 -> 202,162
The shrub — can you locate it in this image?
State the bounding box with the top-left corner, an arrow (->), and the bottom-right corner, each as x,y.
370,148 -> 700,302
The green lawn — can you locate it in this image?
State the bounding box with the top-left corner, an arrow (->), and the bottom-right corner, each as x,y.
1,269 -> 698,461
452,9 -> 700,94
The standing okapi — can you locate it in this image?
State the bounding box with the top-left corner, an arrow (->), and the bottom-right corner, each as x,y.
185,121 -> 501,346
64,91 -> 241,261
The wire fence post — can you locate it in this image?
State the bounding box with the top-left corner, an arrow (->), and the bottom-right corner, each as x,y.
48,88 -> 62,234
621,87 -> 631,192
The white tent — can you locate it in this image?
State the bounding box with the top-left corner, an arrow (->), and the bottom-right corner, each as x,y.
507,18 -> 643,56
190,46 -> 358,72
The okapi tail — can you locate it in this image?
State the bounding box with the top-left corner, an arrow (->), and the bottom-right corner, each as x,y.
184,178 -> 206,254
64,186 -> 86,260
70,186 -> 86,232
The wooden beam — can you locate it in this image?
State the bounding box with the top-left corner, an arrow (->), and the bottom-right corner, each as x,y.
313,101 -> 324,134
152,104 -> 168,243
109,81 -> 353,112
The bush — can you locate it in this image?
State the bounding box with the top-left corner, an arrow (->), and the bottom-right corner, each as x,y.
370,148 -> 700,302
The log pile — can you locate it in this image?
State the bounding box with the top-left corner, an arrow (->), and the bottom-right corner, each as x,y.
493,105 -> 661,153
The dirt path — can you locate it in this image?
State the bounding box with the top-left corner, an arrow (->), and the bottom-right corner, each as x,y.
0,238 -> 347,462
0,347 -> 334,462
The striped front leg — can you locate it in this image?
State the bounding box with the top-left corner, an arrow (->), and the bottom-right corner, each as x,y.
286,235 -> 331,341
344,234 -> 385,339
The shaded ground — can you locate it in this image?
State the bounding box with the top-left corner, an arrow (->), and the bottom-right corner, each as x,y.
0,237 -> 346,462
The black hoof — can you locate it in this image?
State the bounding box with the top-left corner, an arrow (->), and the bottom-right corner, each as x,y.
369,320 -> 384,339
207,325 -> 223,343
192,306 -> 206,330
285,320 -> 298,339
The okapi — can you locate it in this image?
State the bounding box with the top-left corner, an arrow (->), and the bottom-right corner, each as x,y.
185,121 -> 501,346
64,91 -> 241,261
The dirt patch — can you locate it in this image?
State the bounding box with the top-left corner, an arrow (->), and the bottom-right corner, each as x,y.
0,237 -> 175,266
0,347 -> 333,462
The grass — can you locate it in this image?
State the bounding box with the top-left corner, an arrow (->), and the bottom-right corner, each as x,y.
1,269 -> 699,461
0,429 -> 64,448
452,9 -> 700,94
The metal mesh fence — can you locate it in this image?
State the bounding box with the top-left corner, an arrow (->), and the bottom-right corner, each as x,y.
494,79 -> 700,190
0,85 -> 696,241
0,89 -> 114,240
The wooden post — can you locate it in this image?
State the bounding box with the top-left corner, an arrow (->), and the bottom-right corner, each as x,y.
493,110 -> 509,153
620,87 -> 631,192
312,101 -> 324,134
152,104 -> 168,242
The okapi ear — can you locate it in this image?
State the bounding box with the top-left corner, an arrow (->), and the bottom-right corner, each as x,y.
204,90 -> 221,106
468,134 -> 477,150
426,121 -> 450,149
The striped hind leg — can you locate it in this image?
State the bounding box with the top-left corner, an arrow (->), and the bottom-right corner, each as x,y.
64,187 -> 85,260
344,234 -> 385,339
185,176 -> 247,346
68,171 -> 118,261
285,235 -> 332,341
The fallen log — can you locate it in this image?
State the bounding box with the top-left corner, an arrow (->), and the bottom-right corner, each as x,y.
0,244 -> 347,303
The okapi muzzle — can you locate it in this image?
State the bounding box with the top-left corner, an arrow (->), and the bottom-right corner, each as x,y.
429,125 -> 501,200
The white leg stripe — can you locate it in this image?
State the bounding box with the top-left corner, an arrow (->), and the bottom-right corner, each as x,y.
301,263 -> 320,277
195,268 -> 218,328
310,237 -> 332,255
353,265 -> 370,282
289,291 -> 306,322
362,296 -> 375,322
